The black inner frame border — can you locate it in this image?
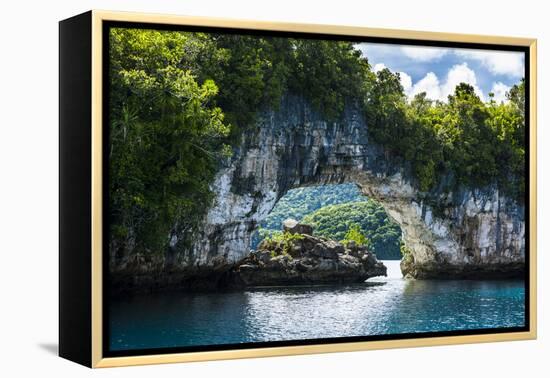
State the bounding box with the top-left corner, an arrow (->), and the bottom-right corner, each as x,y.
101,20 -> 531,359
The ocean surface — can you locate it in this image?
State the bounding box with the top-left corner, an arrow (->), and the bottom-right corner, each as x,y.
108,260 -> 525,351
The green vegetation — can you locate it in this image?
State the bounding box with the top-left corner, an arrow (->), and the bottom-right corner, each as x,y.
400,243 -> 414,266
207,36 -> 372,136
366,70 -> 525,196
261,231 -> 304,257
342,224 -> 370,247
108,29 -> 231,255
400,243 -> 412,257
302,201 -> 402,259
288,40 -> 371,120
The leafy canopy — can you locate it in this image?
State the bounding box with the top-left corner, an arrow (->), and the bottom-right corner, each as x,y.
343,224 -> 370,247
109,29 -> 231,256
302,201 -> 402,260
365,69 -> 525,196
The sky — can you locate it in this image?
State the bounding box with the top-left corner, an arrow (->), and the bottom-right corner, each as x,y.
356,43 -> 525,103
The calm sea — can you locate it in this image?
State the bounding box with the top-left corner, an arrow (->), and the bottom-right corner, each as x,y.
109,261 -> 525,351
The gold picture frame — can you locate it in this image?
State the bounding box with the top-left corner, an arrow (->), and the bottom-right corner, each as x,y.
59,10 -> 537,368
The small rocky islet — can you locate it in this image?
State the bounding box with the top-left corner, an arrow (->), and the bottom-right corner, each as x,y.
228,219 -> 387,287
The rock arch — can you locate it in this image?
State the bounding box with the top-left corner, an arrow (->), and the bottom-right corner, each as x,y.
186,95 -> 525,279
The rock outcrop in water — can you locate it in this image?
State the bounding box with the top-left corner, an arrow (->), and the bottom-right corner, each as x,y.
229,221 -> 386,287
110,95 -> 525,291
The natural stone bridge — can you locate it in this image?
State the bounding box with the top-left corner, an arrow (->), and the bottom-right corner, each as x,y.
180,95 -> 525,281
111,95 -> 525,291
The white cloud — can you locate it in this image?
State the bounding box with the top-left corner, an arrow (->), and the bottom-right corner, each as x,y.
356,42 -> 524,80
401,46 -> 448,61
398,71 -> 412,94
356,42 -> 521,103
455,49 -> 524,78
405,63 -> 484,102
373,63 -> 386,72
490,82 -> 511,103
442,63 -> 484,100
409,72 -> 442,100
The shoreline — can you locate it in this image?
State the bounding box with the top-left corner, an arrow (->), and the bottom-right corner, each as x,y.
107,260 -> 526,297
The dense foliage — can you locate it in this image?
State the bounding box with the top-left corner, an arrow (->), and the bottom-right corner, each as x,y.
109,29 -> 232,256
301,201 -> 402,259
194,34 -> 372,138
366,70 -> 525,196
342,224 -> 370,248
261,232 -> 304,257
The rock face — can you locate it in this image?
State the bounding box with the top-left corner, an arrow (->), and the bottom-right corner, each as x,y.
110,94 -> 525,290
397,189 -> 526,279
229,231 -> 386,287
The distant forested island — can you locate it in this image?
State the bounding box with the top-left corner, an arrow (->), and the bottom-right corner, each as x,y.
254,184 -> 402,260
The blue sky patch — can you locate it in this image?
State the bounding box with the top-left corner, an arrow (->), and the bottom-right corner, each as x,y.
356,43 -> 524,103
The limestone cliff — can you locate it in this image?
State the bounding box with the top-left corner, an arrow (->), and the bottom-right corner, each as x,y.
110,95 -> 525,290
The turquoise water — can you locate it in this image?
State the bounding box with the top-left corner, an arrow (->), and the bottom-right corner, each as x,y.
109,261 -> 525,351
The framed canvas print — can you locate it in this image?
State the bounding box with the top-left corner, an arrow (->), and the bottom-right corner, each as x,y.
59,10 -> 537,368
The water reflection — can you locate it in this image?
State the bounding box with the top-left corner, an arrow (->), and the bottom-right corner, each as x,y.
109,261 -> 525,351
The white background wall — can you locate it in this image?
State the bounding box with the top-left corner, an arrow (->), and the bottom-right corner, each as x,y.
0,0 -> 547,376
